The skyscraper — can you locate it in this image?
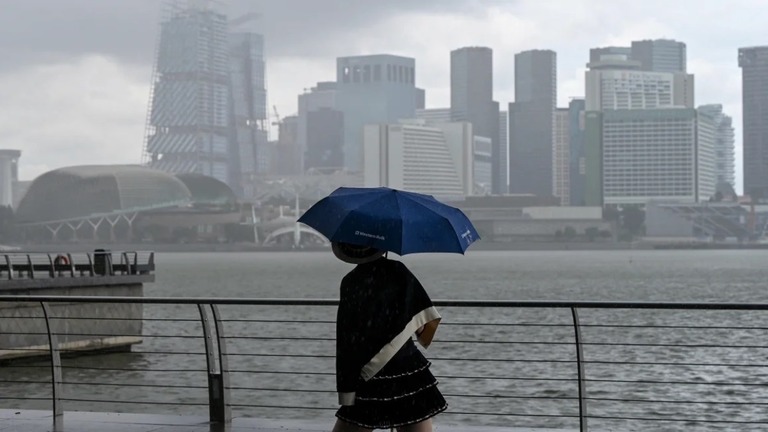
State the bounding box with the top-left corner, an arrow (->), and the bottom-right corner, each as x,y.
335,54 -> 421,172
498,110 -> 508,192
589,46 -> 632,64
143,2 -> 267,196
553,108 -> 570,205
631,39 -> 687,73
229,32 -> 268,196
450,47 -> 492,127
567,99 -> 587,206
600,109 -> 716,205
305,108 -> 344,171
585,54 -> 694,111
739,46 -> 768,200
698,104 -> 736,188
509,49 -> 557,197
363,120 -> 472,198
298,82 -> 337,173
450,47 -> 502,194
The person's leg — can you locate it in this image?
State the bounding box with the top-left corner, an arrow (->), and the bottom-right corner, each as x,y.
332,418 -> 373,432
397,418 -> 433,432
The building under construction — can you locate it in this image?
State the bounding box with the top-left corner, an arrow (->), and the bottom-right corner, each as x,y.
142,1 -> 267,198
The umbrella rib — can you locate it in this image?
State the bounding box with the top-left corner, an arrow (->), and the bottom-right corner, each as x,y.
393,191 -> 405,254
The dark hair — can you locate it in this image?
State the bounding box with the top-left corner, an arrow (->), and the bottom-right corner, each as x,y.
336,242 -> 381,259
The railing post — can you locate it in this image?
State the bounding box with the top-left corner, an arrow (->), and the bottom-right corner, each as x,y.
46,254 -> 55,278
5,255 -> 13,280
197,304 -> 231,423
26,254 -> 34,279
571,307 -> 588,432
66,253 -> 75,277
86,253 -> 95,276
40,302 -> 63,418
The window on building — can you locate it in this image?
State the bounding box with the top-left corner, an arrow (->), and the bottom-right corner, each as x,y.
363,65 -> 371,82
373,64 -> 381,81
342,66 -> 350,83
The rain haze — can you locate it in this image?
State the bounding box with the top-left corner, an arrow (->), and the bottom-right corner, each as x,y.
6,2 -> 768,431
2,0 -> 763,191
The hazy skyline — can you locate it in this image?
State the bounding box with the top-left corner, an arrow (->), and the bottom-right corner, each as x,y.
3,0 -> 764,193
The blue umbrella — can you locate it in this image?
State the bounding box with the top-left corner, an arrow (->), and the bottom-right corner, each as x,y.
297,187 -> 480,255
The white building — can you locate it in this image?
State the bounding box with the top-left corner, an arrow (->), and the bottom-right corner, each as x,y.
698,104 -> 736,187
601,108 -> 716,205
553,109 -> 570,205
363,120 -> 473,199
473,136 -> 492,195
585,55 -> 694,111
416,108 -> 452,124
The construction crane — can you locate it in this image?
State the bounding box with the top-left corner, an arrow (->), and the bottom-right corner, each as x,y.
230,12 -> 261,28
271,105 -> 281,127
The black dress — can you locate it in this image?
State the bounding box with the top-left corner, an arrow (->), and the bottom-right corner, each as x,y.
335,258 -> 447,429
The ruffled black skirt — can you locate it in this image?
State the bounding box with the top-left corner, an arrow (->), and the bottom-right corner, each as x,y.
336,338 -> 447,429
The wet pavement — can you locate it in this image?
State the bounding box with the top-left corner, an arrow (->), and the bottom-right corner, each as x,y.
0,409 -> 574,431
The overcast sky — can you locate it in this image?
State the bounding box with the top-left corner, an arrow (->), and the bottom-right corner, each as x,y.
4,0 -> 765,193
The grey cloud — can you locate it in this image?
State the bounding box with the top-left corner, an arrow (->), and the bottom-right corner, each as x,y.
0,0 -> 494,70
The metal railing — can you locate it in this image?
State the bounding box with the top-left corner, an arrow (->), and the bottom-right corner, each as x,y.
2,296 -> 768,431
0,251 -> 155,280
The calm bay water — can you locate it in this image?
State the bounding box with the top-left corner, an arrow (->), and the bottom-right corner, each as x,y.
3,250 -> 768,431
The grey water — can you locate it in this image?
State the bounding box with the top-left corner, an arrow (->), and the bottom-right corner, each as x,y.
3,250 -> 768,431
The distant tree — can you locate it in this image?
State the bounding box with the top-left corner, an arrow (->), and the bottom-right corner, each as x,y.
555,229 -> 563,239
602,205 -> 620,222
585,227 -> 599,242
621,205 -> 645,237
563,226 -> 577,240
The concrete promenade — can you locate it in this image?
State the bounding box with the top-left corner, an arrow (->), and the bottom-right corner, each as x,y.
0,410 -> 574,432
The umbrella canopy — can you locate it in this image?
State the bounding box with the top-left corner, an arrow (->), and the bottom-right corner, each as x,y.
297,187 -> 480,255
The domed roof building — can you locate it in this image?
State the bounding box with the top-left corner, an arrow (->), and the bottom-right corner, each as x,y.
17,165 -> 192,224
17,165 -> 241,243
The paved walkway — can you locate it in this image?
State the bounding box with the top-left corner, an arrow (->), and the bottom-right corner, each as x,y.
0,410 -> 575,432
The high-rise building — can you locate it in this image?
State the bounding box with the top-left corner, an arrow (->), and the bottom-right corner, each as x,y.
585,54 -> 694,111
416,108 -> 452,124
335,54 -> 422,172
498,110 -> 509,193
298,82 -> 337,173
739,46 -> 768,200
474,136 -> 493,195
305,108 -> 344,171
553,109 -> 570,205
450,47 -> 502,194
229,32 -> 268,196
143,2 -> 267,196
509,49 -> 557,197
0,150 -> 20,208
599,108 -> 716,205
568,99 -> 587,206
363,120 -> 472,198
275,116 -> 299,175
450,47 -> 493,127
589,46 -> 632,65
631,39 -> 687,73
698,104 -> 736,187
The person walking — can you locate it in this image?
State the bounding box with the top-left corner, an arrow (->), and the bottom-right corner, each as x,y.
330,242 -> 447,432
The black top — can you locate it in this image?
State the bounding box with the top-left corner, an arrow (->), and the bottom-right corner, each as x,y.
335,257 -> 441,405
